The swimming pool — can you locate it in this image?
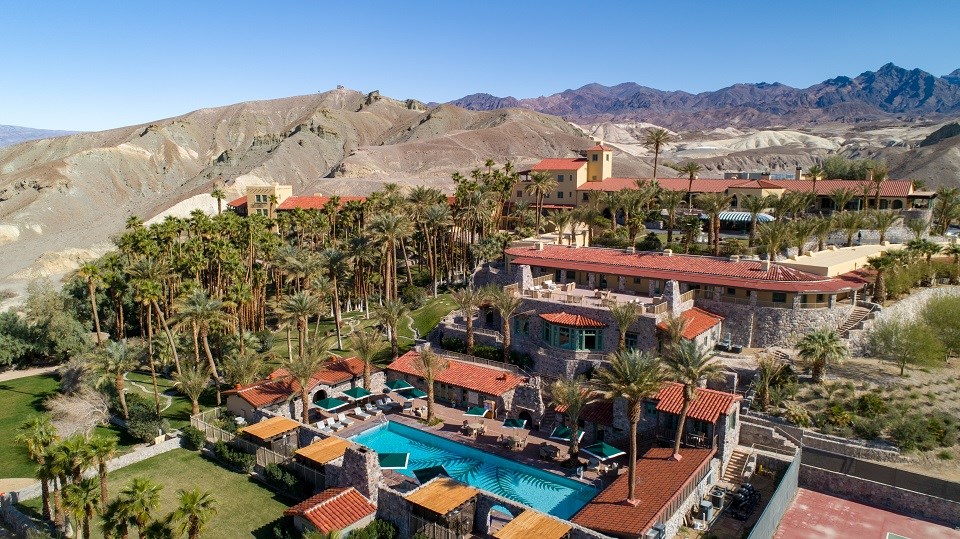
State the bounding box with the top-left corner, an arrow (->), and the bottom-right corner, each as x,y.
350,421 -> 598,519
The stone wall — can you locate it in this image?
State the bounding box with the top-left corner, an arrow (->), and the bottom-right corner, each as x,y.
741,413 -> 901,461
696,298 -> 854,348
662,458 -> 721,539
849,285 -> 960,355
718,408 -> 742,472
799,465 -> 960,528
510,377 -> 546,428
474,491 -> 611,538
338,446 -> 382,505
375,486 -> 411,539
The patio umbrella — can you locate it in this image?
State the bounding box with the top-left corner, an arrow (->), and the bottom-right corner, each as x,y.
502,418 -> 527,429
377,453 -> 409,470
581,441 -> 626,461
463,406 -> 490,418
400,388 -> 428,399
314,397 -> 349,411
413,465 -> 449,484
342,387 -> 371,401
385,379 -> 413,391
549,426 -> 584,443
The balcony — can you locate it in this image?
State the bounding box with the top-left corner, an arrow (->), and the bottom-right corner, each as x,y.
518,281 -> 662,314
656,427 -> 718,449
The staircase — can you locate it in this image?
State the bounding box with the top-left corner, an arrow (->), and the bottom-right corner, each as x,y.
722,449 -> 751,483
838,306 -> 872,337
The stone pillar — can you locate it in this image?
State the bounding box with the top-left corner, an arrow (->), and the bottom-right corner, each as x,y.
588,273 -> 595,289
339,446 -> 382,505
515,264 -> 533,290
618,275 -> 626,291
828,294 -> 836,307
748,290 -> 758,348
664,280 -> 682,313
792,293 -> 802,311
649,280 -> 658,297
851,290 -> 858,305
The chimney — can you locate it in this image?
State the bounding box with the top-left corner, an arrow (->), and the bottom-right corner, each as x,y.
535,242 -> 544,251
663,248 -> 673,257
795,166 -> 802,181
730,254 -> 741,262
761,171 -> 771,180
625,246 -> 635,254
866,169 -> 874,182
762,256 -> 771,271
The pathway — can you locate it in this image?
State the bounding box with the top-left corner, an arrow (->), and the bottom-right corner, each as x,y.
0,365 -> 58,382
123,373 -> 174,412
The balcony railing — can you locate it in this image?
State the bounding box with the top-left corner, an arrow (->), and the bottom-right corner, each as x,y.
678,290 -> 696,303
656,428 -> 718,449
798,301 -> 830,309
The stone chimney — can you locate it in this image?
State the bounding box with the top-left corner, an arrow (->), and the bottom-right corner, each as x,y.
795,167 -> 802,181
535,242 -> 544,251
625,246 -> 635,254
730,254 -> 741,262
339,446 -> 382,505
663,248 -> 673,257
866,169 -> 874,183
761,171 -> 771,180
762,255 -> 771,271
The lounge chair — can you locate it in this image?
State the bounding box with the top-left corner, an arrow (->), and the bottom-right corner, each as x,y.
377,398 -> 394,411
352,407 -> 371,420
364,403 -> 382,415
327,417 -> 345,431
316,421 -> 333,435
337,412 -> 355,427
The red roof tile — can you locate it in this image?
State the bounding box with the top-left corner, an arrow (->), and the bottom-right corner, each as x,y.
577,177 -> 919,198
506,244 -> 861,293
654,382 -> 741,423
224,357 -> 367,408
587,144 -> 614,152
226,196 -> 247,208
730,180 -> 784,189
539,312 -> 607,328
277,195 -> 366,211
656,307 -> 724,340
531,158 -> 587,171
579,177 -> 737,193
386,351 -> 526,397
572,447 -> 715,537
284,487 -> 375,533
580,401 -> 614,426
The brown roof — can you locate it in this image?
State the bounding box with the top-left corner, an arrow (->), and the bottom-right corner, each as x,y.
531,158 -> 587,171
226,196 -> 247,208
241,416 -> 300,441
406,477 -> 479,515
283,487 -> 375,533
494,509 -> 572,539
295,437 -> 350,466
572,447 -> 715,537
580,401 -> 614,427
224,357 -> 367,408
654,382 -> 741,423
387,351 -> 526,397
587,144 -> 614,152
539,312 -> 607,328
656,307 -> 724,340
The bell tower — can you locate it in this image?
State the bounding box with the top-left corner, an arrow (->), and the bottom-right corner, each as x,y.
585,143 -> 613,182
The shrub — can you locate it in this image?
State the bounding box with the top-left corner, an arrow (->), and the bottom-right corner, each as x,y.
855,393 -> 888,418
212,440 -> 255,472
124,393 -> 164,442
783,404 -> 811,428
180,426 -> 206,451
472,344 -> 500,361
350,519 -> 398,539
823,402 -> 854,428
938,450 -> 955,460
890,416 -> 937,451
401,285 -> 428,309
852,417 -> 884,440
263,463 -> 302,494
254,330 -> 275,353
635,232 -> 662,252
441,337 -> 467,353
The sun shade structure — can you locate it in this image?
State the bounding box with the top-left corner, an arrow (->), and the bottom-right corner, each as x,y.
549,426 -> 584,443
412,466 -> 449,484
295,437 -> 350,466
502,418 -> 527,429
464,406 -> 491,418
702,211 -> 775,223
581,441 -> 626,461
385,379 -> 413,391
315,397 -> 349,411
241,416 -> 299,441
399,388 -> 428,399
406,477 -> 479,515
377,452 -> 409,470
342,387 -> 371,400
493,509 -> 572,539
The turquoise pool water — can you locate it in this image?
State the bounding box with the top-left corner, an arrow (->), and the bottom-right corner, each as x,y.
350,421 -> 598,519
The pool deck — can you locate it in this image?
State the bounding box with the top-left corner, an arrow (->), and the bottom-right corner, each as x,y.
337,397 -> 623,492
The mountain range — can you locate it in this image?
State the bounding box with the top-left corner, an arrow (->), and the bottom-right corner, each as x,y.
451,63 -> 960,129
0,125 -> 77,148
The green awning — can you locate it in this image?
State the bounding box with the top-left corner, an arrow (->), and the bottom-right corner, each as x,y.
549,426 -> 584,443
400,388 -> 428,399
342,387 -> 371,400
315,397 -> 349,411
581,441 -> 626,461
464,406 -> 490,418
385,379 -> 413,391
502,418 -> 527,429
413,465 -> 449,484
378,453 -> 409,470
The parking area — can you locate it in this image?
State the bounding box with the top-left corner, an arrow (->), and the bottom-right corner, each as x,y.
774,489 -> 960,539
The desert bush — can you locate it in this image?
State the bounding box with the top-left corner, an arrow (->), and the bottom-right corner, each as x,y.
254,330 -> 275,353
180,425 -> 206,450
400,285 -> 428,309
123,392 -> 164,442
263,463 -> 302,494
441,337 -> 467,353
783,404 -> 812,428
852,417 -> 885,440
213,440 -> 255,472
350,519 -> 398,539
855,393 -> 888,418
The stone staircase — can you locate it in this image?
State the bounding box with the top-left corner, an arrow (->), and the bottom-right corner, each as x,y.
722,449 -> 751,483
838,306 -> 872,337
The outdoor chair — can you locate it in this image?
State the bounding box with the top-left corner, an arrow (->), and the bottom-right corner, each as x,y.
352,407 -> 371,420
316,421 -> 333,435
327,417 -> 345,431
377,398 -> 394,411
364,403 -> 382,415
337,412 -> 356,427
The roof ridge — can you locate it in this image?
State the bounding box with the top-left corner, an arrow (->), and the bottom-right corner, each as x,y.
305,487 -> 353,513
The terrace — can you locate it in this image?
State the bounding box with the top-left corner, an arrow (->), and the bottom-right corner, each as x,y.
507,274 -> 680,315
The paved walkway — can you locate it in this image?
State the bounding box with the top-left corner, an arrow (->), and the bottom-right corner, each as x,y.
0,366 -> 57,382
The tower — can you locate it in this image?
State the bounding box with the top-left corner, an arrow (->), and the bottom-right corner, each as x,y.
585,143 -> 613,182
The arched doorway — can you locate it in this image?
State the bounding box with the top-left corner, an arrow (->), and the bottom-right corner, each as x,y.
312,389 -> 328,404
486,504 -> 516,535
518,410 -> 533,427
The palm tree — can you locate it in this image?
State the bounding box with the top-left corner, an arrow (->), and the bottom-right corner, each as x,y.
373,299 -> 409,360
592,350 -> 666,504
644,128 -> 675,184
450,286 -> 486,356
695,193 -> 732,255
74,262 -> 105,346
525,171 -> 558,233
790,219 -> 818,256
796,328 -> 848,383
866,254 -> 895,304
16,414 -> 59,520
756,221 -> 793,261
91,341 -> 138,420
221,347 -> 266,387
870,210 -> 900,244
142,519 -> 176,539
661,312 -> 691,348
89,435 -> 117,511
609,301 -> 642,351
674,161 -> 701,209
174,365 -> 209,416
368,213 -> 413,301
63,477 -> 100,539
834,211 -> 865,247
549,377 -> 593,461
172,489 -> 218,539
275,291 -> 323,362
174,290 -> 233,404
121,477 -> 163,539
662,340 -> 724,459
739,195 -> 769,247
283,340 -> 331,424
487,286 -> 523,363
320,248 -> 351,350
659,190 -> 686,243
812,215 -> 834,251
830,187 -> 856,213
411,348 -> 449,421
349,327 -> 386,391
545,210 -> 573,245
102,497 -> 136,539
211,188 -> 226,216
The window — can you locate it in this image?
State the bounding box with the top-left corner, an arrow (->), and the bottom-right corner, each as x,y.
582,193 -> 589,201
605,154 -> 609,161
566,270 -> 575,280
599,274 -> 608,288
542,322 -> 603,351
728,410 -> 737,429
513,317 -> 529,336
726,287 -> 735,295
516,190 -> 522,197
645,401 -> 657,416
592,154 -> 598,161
633,277 -> 641,284
557,191 -> 564,199
592,175 -> 597,181
817,294 -> 825,303
558,174 -> 564,182
626,332 -> 639,350
772,292 -> 787,303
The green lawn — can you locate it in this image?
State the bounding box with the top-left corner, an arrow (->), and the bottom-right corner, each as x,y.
21,448 -> 293,539
0,374 -> 59,478
125,371 -> 216,429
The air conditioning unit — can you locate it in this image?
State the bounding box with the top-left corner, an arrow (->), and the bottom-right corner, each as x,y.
644,523 -> 666,539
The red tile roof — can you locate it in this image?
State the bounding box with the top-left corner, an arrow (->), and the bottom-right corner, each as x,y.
226,196 -> 247,209
572,447 -> 715,537
284,487 -> 375,534
654,382 -> 741,423
277,195 -> 366,211
656,307 -> 724,340
531,158 -> 587,171
587,144 -> 614,152
387,351 -> 526,397
579,177 -> 736,193
580,401 -> 614,426
577,177 -> 920,198
730,180 -> 784,189
224,357 -> 367,408
506,244 -> 861,293
539,312 -> 607,328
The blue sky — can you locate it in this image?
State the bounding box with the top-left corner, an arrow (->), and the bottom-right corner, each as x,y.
3,0 -> 958,131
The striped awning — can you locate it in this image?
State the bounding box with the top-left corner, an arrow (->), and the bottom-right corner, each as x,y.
701,211 -> 775,223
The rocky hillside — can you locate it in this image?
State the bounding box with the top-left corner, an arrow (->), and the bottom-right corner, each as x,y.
451,64 -> 960,129
0,125 -> 76,148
